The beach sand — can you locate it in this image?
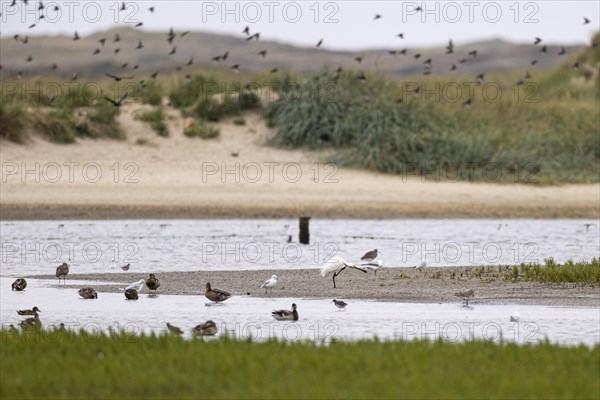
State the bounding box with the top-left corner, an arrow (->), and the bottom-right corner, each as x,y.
2,106 -> 599,220
30,267 -> 600,307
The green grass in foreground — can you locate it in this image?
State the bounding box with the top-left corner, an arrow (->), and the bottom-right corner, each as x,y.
1,332 -> 598,399
505,258 -> 600,286
135,108 -> 169,137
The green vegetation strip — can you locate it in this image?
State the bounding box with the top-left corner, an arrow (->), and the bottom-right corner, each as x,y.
1,332 -> 598,399
505,258 -> 600,285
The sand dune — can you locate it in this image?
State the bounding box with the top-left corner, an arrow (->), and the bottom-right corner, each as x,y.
1,105 -> 598,220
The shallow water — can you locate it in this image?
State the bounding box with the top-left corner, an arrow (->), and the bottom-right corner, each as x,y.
0,219 -> 598,276
2,278 -> 598,346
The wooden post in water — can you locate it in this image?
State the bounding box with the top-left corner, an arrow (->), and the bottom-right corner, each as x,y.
299,217 -> 311,244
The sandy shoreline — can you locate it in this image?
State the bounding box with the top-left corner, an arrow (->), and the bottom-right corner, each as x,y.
27,267 -> 600,307
2,107 -> 599,220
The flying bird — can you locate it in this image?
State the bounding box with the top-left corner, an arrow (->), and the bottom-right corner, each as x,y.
105,73 -> 133,81
316,38 -> 323,47
104,93 -> 128,107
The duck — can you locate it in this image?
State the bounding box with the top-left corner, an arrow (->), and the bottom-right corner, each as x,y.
78,287 -> 98,299
166,322 -> 183,335
454,289 -> 475,306
205,283 -> 231,303
56,262 -> 69,283
124,289 -> 139,300
260,275 -> 277,293
11,278 -> 27,291
332,299 -> 347,311
17,306 -> 41,316
193,320 -> 218,336
19,313 -> 42,328
146,274 -> 160,293
272,303 -> 298,321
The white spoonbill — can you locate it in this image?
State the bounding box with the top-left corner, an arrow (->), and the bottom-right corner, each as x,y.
320,256 -> 367,288
260,275 -> 277,293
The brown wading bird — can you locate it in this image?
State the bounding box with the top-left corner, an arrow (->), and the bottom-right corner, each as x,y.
193,320 -> 218,336
272,303 -> 299,321
454,289 -> 475,306
12,278 -> 27,291
146,273 -> 160,294
205,283 -> 231,303
125,289 -> 139,300
78,287 -> 98,299
166,322 -> 183,335
360,249 -> 378,262
17,306 -> 41,316
56,262 -> 69,283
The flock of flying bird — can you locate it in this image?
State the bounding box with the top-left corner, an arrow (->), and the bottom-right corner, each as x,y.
2,0 -> 597,107
9,247 -> 487,335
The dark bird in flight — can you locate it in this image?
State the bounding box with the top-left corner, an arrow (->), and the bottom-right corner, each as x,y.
51,63 -> 57,69
114,33 -> 120,42
399,49 -> 407,55
92,48 -> 100,55
242,26 -> 250,35
583,17 -> 590,24
169,46 -> 176,55
98,38 -> 106,46
558,47 -> 566,55
135,22 -> 143,27
120,1 -> 126,11
270,68 -> 278,74
397,33 -> 404,39
423,58 -> 432,66
231,64 -> 240,73
121,63 -> 128,69
150,71 -> 159,79
316,38 -> 323,47
571,61 -> 580,70
524,71 -> 532,79
463,98 -> 473,107
450,64 -> 457,71
186,57 -> 193,66
114,48 -> 120,54
374,14 -> 381,20
445,39 -> 454,54
29,24 -> 36,29
246,33 -> 260,41
258,50 -> 267,57
531,60 -> 538,65
106,73 -> 133,82
354,56 -> 363,63
459,58 -> 467,63
180,31 -> 190,37
476,73 -> 485,84
104,92 -> 129,107
468,50 -> 478,57
414,53 -> 421,59
534,37 -> 542,45
72,31 -> 80,40
540,45 -> 547,54
358,71 -> 367,81
136,40 -> 143,49
149,6 -> 154,12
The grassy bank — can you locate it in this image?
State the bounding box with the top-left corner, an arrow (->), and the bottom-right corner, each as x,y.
504,258 -> 600,286
1,332 -> 598,399
266,34 -> 600,184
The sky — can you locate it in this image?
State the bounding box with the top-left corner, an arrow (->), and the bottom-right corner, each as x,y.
1,1 -> 598,50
